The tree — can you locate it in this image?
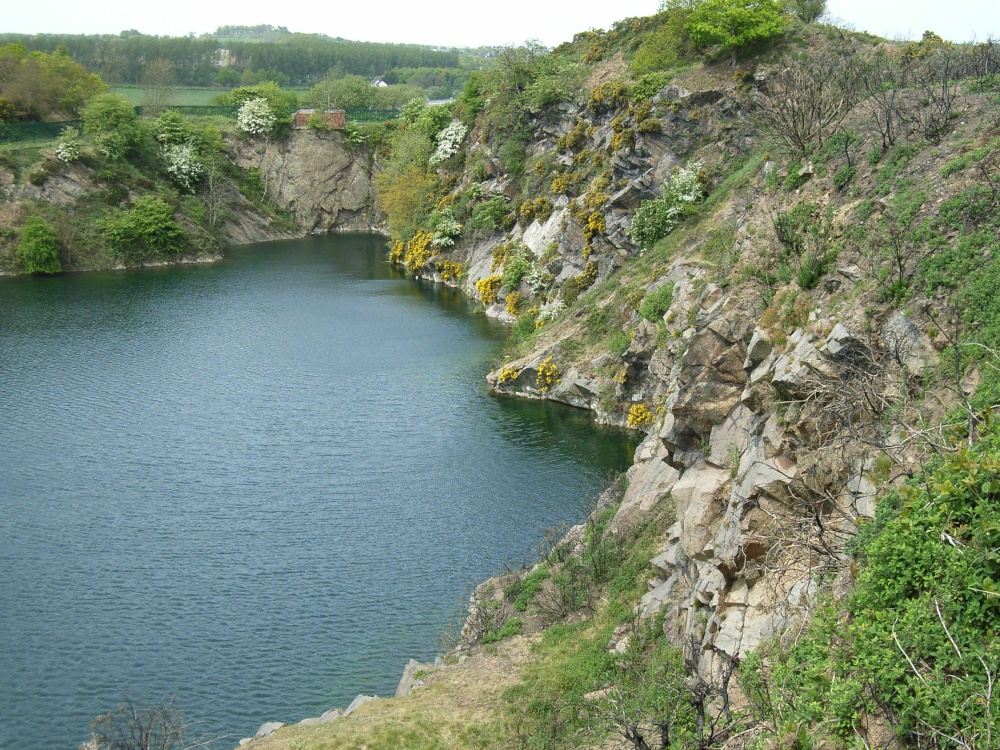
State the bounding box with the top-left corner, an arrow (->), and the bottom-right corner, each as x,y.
98,196 -> 185,261
0,44 -> 105,120
82,93 -> 141,160
138,58 -> 176,114
200,154 -> 239,228
756,48 -> 860,156
90,697 -> 183,750
236,97 -> 276,137
781,0 -> 826,22
686,0 -> 785,58
303,74 -> 376,110
17,216 -> 62,274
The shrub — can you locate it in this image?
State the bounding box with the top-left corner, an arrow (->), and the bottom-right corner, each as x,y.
536,357 -> 561,392
497,367 -> 521,384
747,423 -> 1000,743
402,230 -> 434,273
427,211 -> 462,248
796,252 -> 827,289
537,297 -> 566,323
628,161 -> 705,248
630,71 -> 673,102
82,94 -> 141,161
551,174 -> 573,195
17,217 -> 62,275
429,121 -> 468,164
505,567 -> 550,611
588,81 -> 629,113
55,126 -> 82,163
236,98 -> 277,137
505,290 -> 524,316
501,251 -> 533,292
476,275 -> 503,305
436,260 -> 465,282
833,164 -> 856,191
161,144 -> 203,192
639,283 -> 675,321
636,118 -> 662,134
686,0 -> 785,55
627,404 -> 655,429
468,197 -> 510,233
562,262 -> 599,305
99,197 -> 185,261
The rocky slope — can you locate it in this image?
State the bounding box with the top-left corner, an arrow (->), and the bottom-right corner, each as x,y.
0,128 -> 377,275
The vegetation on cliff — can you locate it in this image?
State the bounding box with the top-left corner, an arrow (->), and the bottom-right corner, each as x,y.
342,2 -> 1000,748
16,0 -> 998,746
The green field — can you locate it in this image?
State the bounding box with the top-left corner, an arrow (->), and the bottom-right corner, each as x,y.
112,86 -> 309,106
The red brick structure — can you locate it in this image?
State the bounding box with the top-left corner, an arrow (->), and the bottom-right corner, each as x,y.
291,109 -> 347,130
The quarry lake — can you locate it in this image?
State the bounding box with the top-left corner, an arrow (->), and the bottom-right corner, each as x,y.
0,233 -> 636,750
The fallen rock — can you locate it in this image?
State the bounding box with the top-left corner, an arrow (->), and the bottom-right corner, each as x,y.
255,722 -> 284,739
395,658 -> 429,698
344,695 -> 376,717
319,708 -> 344,723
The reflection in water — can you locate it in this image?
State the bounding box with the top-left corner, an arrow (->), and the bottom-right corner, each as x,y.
0,233 -> 636,750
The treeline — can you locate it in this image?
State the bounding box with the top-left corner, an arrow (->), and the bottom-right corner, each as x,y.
0,32 -> 461,86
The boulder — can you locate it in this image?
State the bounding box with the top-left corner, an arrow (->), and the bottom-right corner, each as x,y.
881,311 -> 933,375
319,708 -> 344,723
344,695 -> 376,717
255,722 -> 284,739
395,658 -> 428,698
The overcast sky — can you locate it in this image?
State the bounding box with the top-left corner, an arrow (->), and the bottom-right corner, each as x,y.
2,0 -> 997,47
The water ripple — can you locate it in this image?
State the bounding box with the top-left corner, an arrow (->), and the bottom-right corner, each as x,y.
0,235 -> 635,750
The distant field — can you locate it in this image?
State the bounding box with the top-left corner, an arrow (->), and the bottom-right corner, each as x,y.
112,86 -> 310,106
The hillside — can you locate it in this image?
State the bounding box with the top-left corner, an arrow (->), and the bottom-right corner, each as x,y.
6,3 -> 997,747
240,5 -> 1000,750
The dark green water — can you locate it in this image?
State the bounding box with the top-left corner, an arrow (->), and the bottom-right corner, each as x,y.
0,234 -> 636,749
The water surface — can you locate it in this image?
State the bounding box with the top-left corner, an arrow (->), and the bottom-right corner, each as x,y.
0,234 -> 635,749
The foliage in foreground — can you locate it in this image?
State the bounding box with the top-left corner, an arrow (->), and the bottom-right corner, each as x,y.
17,216 -> 62,274
742,421 -> 1000,748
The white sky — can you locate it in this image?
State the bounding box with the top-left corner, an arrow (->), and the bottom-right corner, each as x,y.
1,0 -> 997,47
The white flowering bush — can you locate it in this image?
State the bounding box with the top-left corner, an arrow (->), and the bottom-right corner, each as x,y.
429,121 -> 468,164
627,161 -> 706,248
429,211 -> 463,247
237,98 -> 276,137
538,296 -> 567,322
162,144 -> 203,192
55,126 -> 82,163
526,268 -> 550,294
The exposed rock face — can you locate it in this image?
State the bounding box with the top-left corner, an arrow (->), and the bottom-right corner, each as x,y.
232,130 -> 376,234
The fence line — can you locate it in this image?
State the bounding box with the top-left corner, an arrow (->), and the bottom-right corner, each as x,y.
0,120 -> 80,145
0,106 -> 401,144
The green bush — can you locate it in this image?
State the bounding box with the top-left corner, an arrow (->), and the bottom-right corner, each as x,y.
501,252 -> 532,292
99,197 -> 185,262
833,163 -> 856,190
639,283 -> 675,321
505,568 -> 550,612
795,252 -> 827,289
630,72 -> 673,102
82,93 -> 141,161
468,197 -> 510,233
686,0 -> 785,55
628,162 -> 705,248
17,217 -> 62,275
481,617 -> 523,645
745,422 -> 1000,743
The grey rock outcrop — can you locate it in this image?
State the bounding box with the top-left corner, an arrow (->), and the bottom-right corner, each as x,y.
255,722 -> 284,738
232,131 -> 375,233
344,694 -> 376,717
